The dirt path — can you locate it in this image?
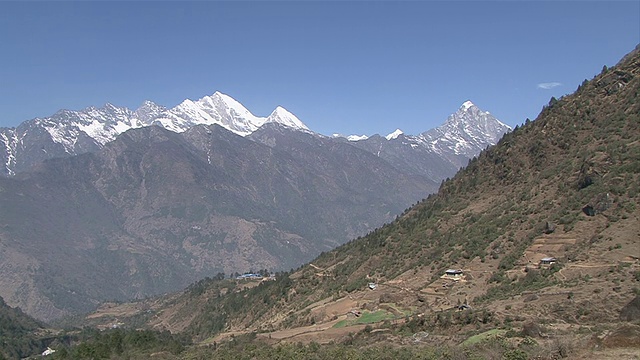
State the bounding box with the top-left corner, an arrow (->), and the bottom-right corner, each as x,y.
556,263 -> 617,281
204,316 -> 367,345
259,316 -> 346,341
260,323 -> 369,344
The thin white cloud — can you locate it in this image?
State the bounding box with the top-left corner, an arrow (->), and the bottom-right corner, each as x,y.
537,82 -> 562,90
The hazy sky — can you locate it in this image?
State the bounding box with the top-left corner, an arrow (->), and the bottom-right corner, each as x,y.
1,1 -> 638,136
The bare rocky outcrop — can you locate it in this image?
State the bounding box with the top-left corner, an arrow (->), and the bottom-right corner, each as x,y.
620,296 -> 640,322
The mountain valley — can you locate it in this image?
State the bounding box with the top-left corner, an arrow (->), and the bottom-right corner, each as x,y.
1,41 -> 639,360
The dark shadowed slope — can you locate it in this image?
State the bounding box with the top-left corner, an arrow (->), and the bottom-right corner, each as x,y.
0,123 -> 434,321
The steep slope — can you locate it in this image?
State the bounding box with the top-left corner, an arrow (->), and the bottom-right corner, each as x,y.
286,47 -> 640,329
0,123 -> 434,321
0,296 -> 47,360
129,46 -> 640,344
248,123 -> 439,238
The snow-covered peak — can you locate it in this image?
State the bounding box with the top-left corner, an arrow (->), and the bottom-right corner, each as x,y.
137,100 -> 164,112
154,92 -> 260,135
141,100 -> 158,107
135,101 -> 166,123
104,103 -> 119,111
330,133 -> 369,142
347,134 -> 369,142
150,92 -> 313,136
446,101 -> 503,128
385,129 -> 404,140
210,92 -> 257,120
266,106 -> 309,131
8,91 -> 315,161
460,100 -> 474,111
422,101 -> 511,158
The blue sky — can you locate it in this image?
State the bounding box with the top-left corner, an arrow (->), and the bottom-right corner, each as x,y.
1,1 -> 638,136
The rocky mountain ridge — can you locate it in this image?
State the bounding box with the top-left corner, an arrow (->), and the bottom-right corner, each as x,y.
0,92 -> 309,176
1,93 -> 508,180
346,101 -> 511,181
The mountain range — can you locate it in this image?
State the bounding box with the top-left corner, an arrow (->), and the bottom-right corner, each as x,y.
0,92 -> 509,321
0,92 -> 308,177
0,92 -> 509,182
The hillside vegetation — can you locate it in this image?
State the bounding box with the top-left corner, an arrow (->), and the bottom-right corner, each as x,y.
0,297 -> 46,359
16,46 -> 640,359
134,45 -> 640,340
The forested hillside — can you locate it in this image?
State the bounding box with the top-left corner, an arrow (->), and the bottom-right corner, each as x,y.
0,297 -> 46,359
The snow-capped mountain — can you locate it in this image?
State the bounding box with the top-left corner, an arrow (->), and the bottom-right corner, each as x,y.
385,129 -> 404,140
331,133 -> 369,141
0,92 -> 308,176
0,93 -> 507,179
347,134 -> 369,141
152,92 -> 308,136
422,100 -> 511,161
266,106 -> 308,130
346,101 -> 510,182
134,100 -> 168,123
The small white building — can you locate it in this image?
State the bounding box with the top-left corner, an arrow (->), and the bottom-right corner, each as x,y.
442,269 -> 464,280
42,347 -> 56,356
539,257 -> 557,268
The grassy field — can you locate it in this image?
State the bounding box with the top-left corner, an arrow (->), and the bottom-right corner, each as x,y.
333,310 -> 396,328
461,328 -> 509,346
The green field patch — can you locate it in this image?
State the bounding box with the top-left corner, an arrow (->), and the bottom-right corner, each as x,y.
461,328 -> 508,346
333,319 -> 349,328
332,310 -> 396,328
